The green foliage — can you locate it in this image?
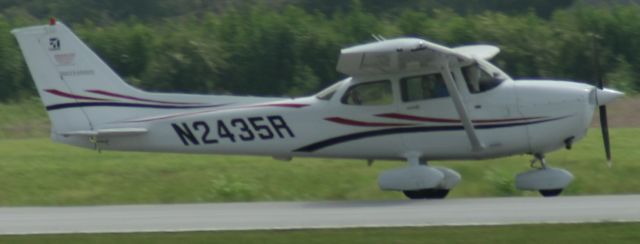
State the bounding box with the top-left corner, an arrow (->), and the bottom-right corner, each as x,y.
484,169 -> 521,196
209,175 -> 257,201
606,56 -> 638,94
78,22 -> 154,79
0,98 -> 48,138
139,21 -> 227,93
2,2 -> 640,101
0,20 -> 29,101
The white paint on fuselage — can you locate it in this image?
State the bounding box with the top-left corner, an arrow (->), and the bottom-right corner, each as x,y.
515,80 -> 595,154
87,77 -> 596,162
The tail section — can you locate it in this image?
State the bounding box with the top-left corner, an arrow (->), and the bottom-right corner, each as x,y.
12,20 -> 274,139
12,21 -> 104,134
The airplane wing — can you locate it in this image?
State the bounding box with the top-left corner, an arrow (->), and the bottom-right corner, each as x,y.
336,38 -> 499,77
452,45 -> 500,60
337,38 -> 496,151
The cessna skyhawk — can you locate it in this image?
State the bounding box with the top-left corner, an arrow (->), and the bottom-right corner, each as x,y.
12,19 -> 623,199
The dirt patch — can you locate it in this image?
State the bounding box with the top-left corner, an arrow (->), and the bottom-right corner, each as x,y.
591,96 -> 640,128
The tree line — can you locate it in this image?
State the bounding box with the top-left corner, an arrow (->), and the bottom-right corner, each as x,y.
1,2 -> 640,102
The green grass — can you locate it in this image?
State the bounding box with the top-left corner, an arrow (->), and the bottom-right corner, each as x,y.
1,223 -> 639,244
0,128 -> 639,206
0,98 -> 49,138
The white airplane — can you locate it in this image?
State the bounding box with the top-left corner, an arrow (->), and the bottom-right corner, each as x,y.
12,19 -> 624,199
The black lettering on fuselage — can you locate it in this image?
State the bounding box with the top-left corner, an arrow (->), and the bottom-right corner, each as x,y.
172,122 -> 200,146
217,120 -> 236,142
248,117 -> 274,140
231,118 -> 255,141
193,121 -> 218,144
267,115 -> 295,138
172,116 -> 294,146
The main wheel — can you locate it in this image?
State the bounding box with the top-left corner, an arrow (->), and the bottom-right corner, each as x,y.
539,189 -> 563,197
403,189 -> 450,200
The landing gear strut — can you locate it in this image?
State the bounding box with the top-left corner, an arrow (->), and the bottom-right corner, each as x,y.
516,154 -> 574,197
529,153 -> 547,169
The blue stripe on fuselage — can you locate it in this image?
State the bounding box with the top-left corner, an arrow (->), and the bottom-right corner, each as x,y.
294,117 -> 568,153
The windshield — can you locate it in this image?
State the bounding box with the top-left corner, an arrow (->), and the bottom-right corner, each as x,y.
316,81 -> 343,100
341,80 -> 393,106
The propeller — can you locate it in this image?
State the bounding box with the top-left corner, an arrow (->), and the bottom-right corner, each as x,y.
590,32 -> 613,168
597,80 -> 612,168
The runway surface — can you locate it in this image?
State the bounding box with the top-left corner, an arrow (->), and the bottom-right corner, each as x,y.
1,194 -> 640,235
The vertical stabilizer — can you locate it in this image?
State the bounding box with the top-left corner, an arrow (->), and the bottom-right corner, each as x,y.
11,21 -> 101,133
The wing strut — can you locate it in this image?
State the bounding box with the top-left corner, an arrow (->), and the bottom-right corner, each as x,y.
440,63 -> 484,151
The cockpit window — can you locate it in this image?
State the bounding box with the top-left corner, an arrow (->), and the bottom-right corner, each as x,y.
400,73 -> 449,102
341,80 -> 392,106
316,81 -> 342,101
462,64 -> 504,93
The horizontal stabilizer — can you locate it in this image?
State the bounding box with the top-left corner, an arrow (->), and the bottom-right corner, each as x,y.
60,128 -> 148,137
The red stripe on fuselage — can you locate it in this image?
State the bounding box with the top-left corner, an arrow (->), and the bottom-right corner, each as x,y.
377,113 -> 544,124
325,117 -> 413,127
45,89 -> 109,101
86,90 -> 205,105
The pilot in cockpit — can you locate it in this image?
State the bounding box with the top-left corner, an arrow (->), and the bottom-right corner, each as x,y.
463,63 -> 505,93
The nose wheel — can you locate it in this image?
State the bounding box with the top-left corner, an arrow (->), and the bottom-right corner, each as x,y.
516,154 -> 574,197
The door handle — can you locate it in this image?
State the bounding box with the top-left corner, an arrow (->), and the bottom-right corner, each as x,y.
406,105 -> 420,110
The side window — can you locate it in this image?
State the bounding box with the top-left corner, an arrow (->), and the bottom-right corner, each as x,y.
462,64 -> 504,93
400,73 -> 449,102
341,80 -> 393,106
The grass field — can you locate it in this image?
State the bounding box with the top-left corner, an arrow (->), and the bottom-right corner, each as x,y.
0,128 -> 638,206
0,98 -> 49,139
1,223 -> 639,244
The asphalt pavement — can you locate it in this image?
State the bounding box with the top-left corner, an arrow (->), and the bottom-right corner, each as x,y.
1,194 -> 639,235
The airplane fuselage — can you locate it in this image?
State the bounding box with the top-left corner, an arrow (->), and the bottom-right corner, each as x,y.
60,76 -> 596,162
